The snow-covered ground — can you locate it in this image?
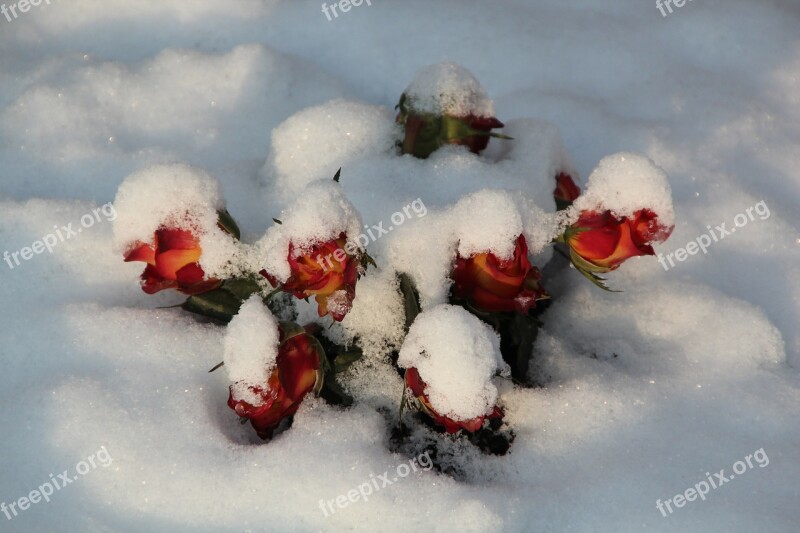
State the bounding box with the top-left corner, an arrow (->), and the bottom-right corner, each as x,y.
1,1 -> 799,531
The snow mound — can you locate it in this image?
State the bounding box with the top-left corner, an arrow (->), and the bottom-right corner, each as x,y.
397,305 -> 508,421
223,296 -> 280,406
403,62 -> 496,117
264,99 -> 399,199
573,152 -> 675,228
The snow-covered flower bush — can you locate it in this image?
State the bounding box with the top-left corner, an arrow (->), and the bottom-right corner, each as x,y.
112,63 -> 675,456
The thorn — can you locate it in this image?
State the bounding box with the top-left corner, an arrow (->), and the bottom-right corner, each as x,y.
332,168 -> 342,183
208,361 -> 225,373
272,218 -> 282,225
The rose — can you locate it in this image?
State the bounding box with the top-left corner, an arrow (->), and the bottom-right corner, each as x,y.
554,172 -> 581,210
405,368 -> 502,434
563,209 -> 673,273
396,94 -> 508,159
124,228 -> 221,295
452,235 -> 548,314
261,234 -> 360,322
228,324 -> 323,440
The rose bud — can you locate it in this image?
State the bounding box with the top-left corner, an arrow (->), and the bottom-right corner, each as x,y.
554,172 -> 581,210
124,227 -> 222,295
452,235 -> 548,314
395,63 -> 510,159
396,94 -> 508,159
228,323 -> 323,440
261,233 -> 360,322
562,209 -> 674,274
405,367 -> 502,434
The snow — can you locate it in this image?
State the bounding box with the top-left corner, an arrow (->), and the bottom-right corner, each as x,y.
572,151 -> 675,228
397,305 -> 507,421
402,62 -> 496,117
223,295 -> 280,406
1,1 -> 800,532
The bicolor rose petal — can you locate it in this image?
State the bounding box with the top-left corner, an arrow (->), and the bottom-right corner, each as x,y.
564,209 -> 674,275
124,228 -> 220,295
452,235 -> 548,314
228,326 -> 322,440
554,172 -> 581,210
261,234 -> 360,322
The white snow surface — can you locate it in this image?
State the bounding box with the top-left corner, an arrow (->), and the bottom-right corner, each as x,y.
397,305 -> 508,421
1,1 -> 799,532
223,296 -> 281,407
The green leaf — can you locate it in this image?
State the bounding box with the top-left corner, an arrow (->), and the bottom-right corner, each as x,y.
319,378 -> 353,407
398,273 -> 421,333
223,277 -> 262,300
334,349 -> 363,374
182,287 -> 245,322
216,209 -> 241,240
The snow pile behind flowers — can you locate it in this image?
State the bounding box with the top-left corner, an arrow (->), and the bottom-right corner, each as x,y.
0,0 -> 799,532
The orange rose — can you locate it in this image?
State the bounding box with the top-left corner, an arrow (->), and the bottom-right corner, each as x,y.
261,233 -> 359,322
554,172 -> 581,210
228,325 -> 323,440
124,228 -> 221,295
452,235 -> 547,314
405,368 -> 502,434
564,209 -> 673,273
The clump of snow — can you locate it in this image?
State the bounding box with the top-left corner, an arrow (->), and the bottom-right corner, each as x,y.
572,152 -> 675,228
254,180 -> 363,282
112,163 -> 244,278
223,295 -> 280,406
402,62 -> 496,118
397,305 -> 508,421
389,189 -> 556,308
340,269 -> 406,361
264,100 -> 399,199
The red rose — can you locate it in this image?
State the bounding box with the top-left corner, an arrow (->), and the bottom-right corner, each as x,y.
228,325 -> 322,440
564,209 -> 673,273
405,368 -> 502,434
124,228 -> 220,295
554,172 -> 581,210
452,235 -> 548,314
261,234 -> 359,322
